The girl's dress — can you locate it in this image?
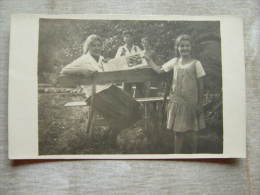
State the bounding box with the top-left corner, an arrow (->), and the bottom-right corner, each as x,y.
162,58 -> 206,132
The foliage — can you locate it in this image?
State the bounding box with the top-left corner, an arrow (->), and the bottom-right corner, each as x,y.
38,19 -> 221,91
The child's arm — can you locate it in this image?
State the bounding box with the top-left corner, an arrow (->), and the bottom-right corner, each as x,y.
197,77 -> 204,110
144,53 -> 165,74
195,60 -> 206,108
61,65 -> 96,76
61,58 -> 97,77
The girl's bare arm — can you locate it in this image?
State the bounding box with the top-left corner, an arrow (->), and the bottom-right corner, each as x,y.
61,58 -> 97,76
197,77 -> 204,106
144,55 -> 165,74
61,65 -> 95,76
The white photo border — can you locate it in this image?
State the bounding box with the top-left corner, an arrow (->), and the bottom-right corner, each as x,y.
8,14 -> 246,159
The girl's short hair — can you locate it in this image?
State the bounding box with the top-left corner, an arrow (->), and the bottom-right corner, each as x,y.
83,34 -> 102,54
141,36 -> 149,42
123,30 -> 133,37
174,34 -> 192,57
141,36 -> 153,48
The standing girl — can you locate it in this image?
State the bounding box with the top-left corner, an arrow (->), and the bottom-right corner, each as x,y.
144,34 -> 206,153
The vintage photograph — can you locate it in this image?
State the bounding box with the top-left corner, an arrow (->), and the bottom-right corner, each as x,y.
37,18 -> 223,155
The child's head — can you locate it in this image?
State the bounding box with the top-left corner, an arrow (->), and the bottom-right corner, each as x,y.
83,34 -> 103,57
141,37 -> 151,50
175,34 -> 192,58
123,30 -> 134,45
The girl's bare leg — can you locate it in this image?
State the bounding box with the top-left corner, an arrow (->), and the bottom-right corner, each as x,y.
174,132 -> 184,153
191,131 -> 198,153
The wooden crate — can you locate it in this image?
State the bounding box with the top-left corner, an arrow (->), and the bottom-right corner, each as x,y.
87,85 -> 143,129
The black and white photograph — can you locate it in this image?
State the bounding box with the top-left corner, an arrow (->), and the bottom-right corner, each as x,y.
8,14 -> 245,159
37,18 -> 223,155
2,0 -> 258,193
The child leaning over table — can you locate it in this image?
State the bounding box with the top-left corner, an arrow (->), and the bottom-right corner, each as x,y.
144,34 -> 206,154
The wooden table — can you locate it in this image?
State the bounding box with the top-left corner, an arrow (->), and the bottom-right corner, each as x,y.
58,68 -> 166,137
57,68 -> 165,87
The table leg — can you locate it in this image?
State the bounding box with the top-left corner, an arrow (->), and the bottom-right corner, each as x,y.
86,82 -> 96,138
